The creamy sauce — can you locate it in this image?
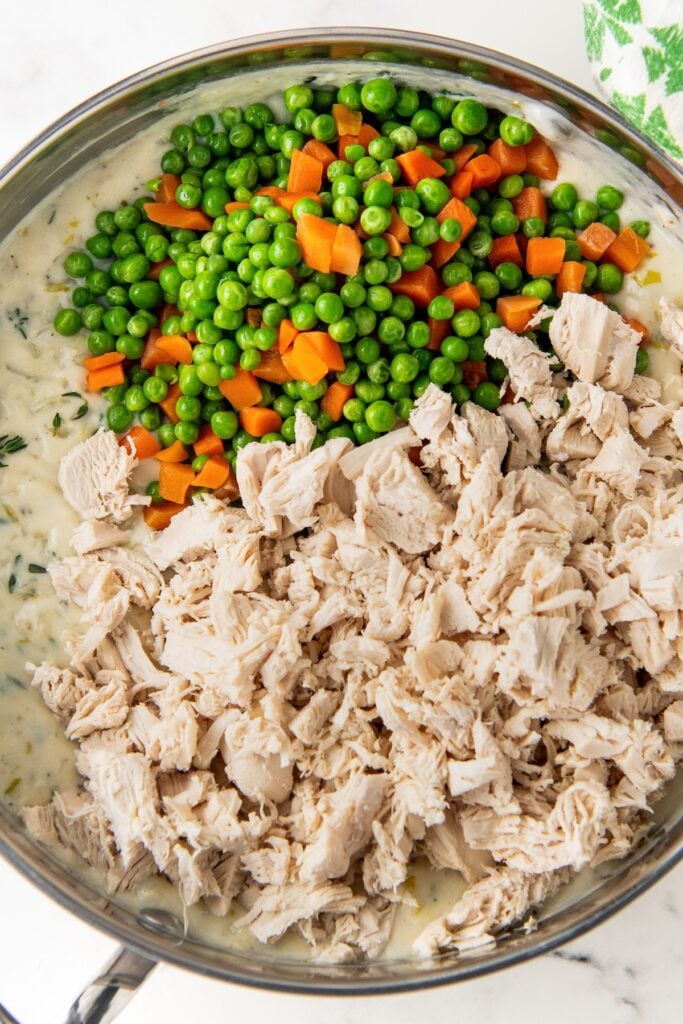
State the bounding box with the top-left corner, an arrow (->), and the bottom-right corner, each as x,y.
1,60 -> 682,960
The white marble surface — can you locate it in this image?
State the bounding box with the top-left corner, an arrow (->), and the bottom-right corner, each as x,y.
1,1 -> 682,1022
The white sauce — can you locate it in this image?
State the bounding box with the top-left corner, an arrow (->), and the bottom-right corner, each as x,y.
0,60 -> 682,959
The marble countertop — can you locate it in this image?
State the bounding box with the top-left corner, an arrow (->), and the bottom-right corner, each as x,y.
1,1 -> 681,1021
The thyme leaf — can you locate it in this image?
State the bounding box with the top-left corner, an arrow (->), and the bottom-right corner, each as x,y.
8,308 -> 28,339
0,435 -> 27,468
72,402 -> 89,420
52,413 -> 62,433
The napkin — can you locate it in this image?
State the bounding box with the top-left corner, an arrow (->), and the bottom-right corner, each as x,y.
583,0 -> 683,161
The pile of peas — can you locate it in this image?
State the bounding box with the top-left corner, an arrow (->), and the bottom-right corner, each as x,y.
53,79 -> 651,488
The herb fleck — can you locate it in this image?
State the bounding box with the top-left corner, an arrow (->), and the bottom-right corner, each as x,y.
28,563 -> 47,574
73,402 -> 89,420
8,308 -> 29,339
8,554 -> 20,593
61,391 -> 81,399
52,412 -> 62,433
0,435 -> 27,468
4,778 -> 20,796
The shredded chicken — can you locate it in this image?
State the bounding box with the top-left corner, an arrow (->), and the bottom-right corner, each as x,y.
24,296 -> 683,963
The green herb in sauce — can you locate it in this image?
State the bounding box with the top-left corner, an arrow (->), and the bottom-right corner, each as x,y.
0,434 -> 27,467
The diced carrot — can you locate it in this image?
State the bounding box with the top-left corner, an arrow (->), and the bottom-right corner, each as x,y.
193,424 -> 224,458
576,221 -> 617,260
224,201 -> 251,213
388,206 -> 411,244
321,381 -> 354,421
276,191 -> 322,213
159,302 -> 180,324
604,226 -> 651,272
281,337 -> 328,386
526,236 -> 566,276
156,334 -> 193,365
427,316 -> 451,351
296,213 -> 338,273
246,307 -> 262,328
155,439 -> 188,463
453,143 -> 479,171
218,368 -> 262,410
332,103 -> 363,136
143,201 -> 212,231
256,185 -> 286,199
356,123 -> 380,149
389,265 -> 441,307
487,139 -> 527,176
158,462 -> 195,505
396,150 -> 447,187
148,258 -> 174,281
556,260 -> 587,297
239,407 -> 283,438
422,142 -> 446,161
143,501 -> 188,530
462,360 -> 488,389
512,186 -> 548,223
87,363 -> 125,392
159,382 -> 181,424
83,350 -> 126,372
590,292 -> 607,304
252,348 -> 293,384
193,454 -> 234,489
625,317 -> 649,342
302,138 -> 337,169
337,134 -> 356,160
288,149 -> 324,195
119,425 -> 161,460
140,329 -> 169,371
365,171 -> 394,187
158,173 -> 181,204
430,196 -> 478,268
382,232 -> 403,256
496,295 -> 542,333
488,234 -> 523,269
330,223 -> 362,275
443,281 -> 481,310
278,318 -> 299,355
450,170 -> 474,199
466,154 -> 501,188
298,331 -> 345,371
524,137 -> 559,180
187,330 -> 199,342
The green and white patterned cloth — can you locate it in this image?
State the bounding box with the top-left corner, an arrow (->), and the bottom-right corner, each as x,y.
583,0 -> 683,161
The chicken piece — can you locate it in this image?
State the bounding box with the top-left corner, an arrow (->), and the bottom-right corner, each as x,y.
584,429 -> 648,498
221,714 -> 294,804
355,446 -> 450,554
413,868 -> 560,956
28,662 -> 91,721
408,383 -> 453,442
58,430 -> 148,523
70,519 -> 126,555
300,773 -> 391,882
658,297 -> 683,357
662,701 -> 683,743
548,292 -> 639,392
238,880 -> 365,944
66,670 -> 129,739
484,327 -> 559,419
337,425 -> 418,481
147,496 -> 248,570
545,382 -> 629,462
77,747 -> 173,869
499,402 -> 542,469
423,808 -> 494,883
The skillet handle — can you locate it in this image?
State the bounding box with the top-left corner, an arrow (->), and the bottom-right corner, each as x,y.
65,946 -> 156,1024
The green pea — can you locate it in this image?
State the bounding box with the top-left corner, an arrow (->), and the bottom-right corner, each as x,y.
106,404 -> 133,433
284,84 -> 314,113
388,352 -> 418,383
366,357 -> 391,384
499,116 -> 534,147
400,244 -> 430,271
312,292 -> 342,324
596,262 -> 623,294
406,321 -> 430,348
360,77 -> 397,114
522,216 -> 545,239
174,421 -> 199,445
356,337 -> 381,364
468,230 -> 493,258
209,409 -> 237,439
116,334 -> 144,359
353,306 -> 377,337
337,361 -> 361,386
581,261 -> 598,288
360,205 -> 393,236
129,281 -> 162,310
328,317 -> 356,343
550,183 -> 578,211
596,183 -> 623,211
53,308 -> 82,336
521,278 -> 553,301
452,99 -> 488,135
453,309 -> 481,338
572,199 -> 599,229
428,356 -> 455,385
240,348 -> 261,371
495,261 -> 523,291
64,250 -> 93,279
377,316 -> 405,345
630,219 -> 650,239
635,347 -> 649,375
442,262 -> 472,287
473,381 -> 500,410
426,295 -> 454,321
600,211 -> 621,232
441,335 -> 470,362
362,399 -> 395,433
471,270 -> 498,300
498,174 -> 524,199
490,209 -> 520,235
353,156 -> 380,182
